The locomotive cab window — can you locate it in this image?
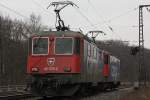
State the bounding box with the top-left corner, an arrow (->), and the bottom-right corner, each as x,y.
32,37 -> 49,55
55,37 -> 73,55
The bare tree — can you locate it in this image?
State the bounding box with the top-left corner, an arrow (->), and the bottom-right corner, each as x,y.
28,13 -> 42,33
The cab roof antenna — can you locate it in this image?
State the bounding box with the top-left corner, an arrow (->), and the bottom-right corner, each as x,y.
47,1 -> 79,31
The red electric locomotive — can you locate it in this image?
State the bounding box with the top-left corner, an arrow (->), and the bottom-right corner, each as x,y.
27,1 -> 120,97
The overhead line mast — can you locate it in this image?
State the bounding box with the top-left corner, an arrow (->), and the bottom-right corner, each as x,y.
138,5 -> 150,86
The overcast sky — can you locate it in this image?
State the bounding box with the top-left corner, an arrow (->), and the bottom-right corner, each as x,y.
0,0 -> 150,48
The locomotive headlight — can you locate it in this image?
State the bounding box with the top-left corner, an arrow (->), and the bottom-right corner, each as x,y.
64,67 -> 71,72
31,67 -> 39,72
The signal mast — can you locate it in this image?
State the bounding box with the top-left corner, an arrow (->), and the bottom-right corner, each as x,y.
47,1 -> 78,31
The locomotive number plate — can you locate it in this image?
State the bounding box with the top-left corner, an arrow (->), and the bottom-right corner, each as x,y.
44,67 -> 58,71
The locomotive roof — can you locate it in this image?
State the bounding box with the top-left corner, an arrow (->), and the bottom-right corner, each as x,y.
32,30 -> 85,37
32,30 -> 95,43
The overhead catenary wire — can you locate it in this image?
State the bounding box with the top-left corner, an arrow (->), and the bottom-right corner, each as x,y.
88,0 -> 137,25
84,6 -> 139,28
73,6 -> 99,30
0,2 -> 33,35
88,0 -> 114,33
80,5 -> 139,41
108,7 -> 138,23
31,0 -> 51,13
31,0 -> 57,29
87,0 -> 127,40
74,1 -> 139,41
0,2 -> 29,19
73,0 -> 106,31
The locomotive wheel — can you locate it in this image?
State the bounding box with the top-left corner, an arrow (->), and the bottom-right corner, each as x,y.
56,84 -> 80,96
75,83 -> 93,96
31,79 -> 47,95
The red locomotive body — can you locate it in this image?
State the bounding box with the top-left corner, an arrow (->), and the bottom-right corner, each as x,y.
27,31 -> 120,96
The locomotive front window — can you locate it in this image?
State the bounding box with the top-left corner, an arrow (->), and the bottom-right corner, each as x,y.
32,37 -> 49,55
55,38 -> 73,55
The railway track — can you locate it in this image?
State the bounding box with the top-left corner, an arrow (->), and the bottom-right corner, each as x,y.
0,91 -> 36,100
0,85 -> 33,100
20,86 -> 134,100
0,86 -> 134,100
